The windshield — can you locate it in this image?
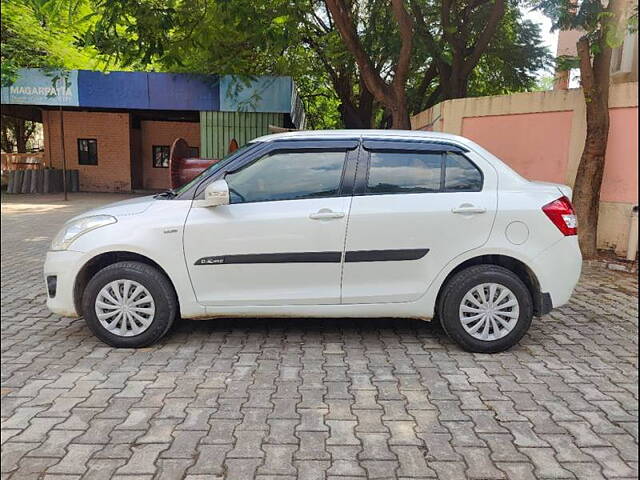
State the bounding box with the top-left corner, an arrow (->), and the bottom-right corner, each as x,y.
174,142 -> 259,197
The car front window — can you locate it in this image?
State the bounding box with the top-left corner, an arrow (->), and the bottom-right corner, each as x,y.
225,150 -> 347,204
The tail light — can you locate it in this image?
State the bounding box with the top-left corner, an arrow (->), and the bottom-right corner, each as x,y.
542,196 -> 578,236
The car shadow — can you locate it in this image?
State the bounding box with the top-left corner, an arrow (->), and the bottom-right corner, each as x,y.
165,315 -> 450,346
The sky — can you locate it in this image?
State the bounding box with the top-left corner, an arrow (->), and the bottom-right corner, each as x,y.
524,9 -> 585,87
522,7 -> 559,72
521,7 -> 561,83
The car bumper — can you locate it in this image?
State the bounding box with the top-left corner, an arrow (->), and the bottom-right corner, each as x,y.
531,236 -> 582,309
44,250 -> 85,317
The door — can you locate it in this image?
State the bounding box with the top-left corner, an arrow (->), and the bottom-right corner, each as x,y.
183,144 -> 357,306
341,140 -> 498,304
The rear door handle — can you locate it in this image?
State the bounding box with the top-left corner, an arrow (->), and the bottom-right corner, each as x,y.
309,208 -> 345,220
452,204 -> 487,215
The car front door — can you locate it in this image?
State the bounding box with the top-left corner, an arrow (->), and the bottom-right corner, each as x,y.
183,140 -> 358,306
341,139 -> 498,304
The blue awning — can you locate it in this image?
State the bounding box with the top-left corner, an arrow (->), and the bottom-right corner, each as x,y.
1,69 -> 303,121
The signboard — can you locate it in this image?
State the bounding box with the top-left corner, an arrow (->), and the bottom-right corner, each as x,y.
1,69 -> 301,119
1,69 -> 79,106
76,71 -> 220,111
219,76 -> 292,113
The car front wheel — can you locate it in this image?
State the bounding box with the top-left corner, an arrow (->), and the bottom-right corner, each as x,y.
82,261 -> 177,348
438,265 -> 533,353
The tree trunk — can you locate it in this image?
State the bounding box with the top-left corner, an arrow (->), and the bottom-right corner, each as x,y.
1,122 -> 13,152
390,94 -> 411,129
356,83 -> 375,128
0,116 -> 32,153
337,82 -> 375,129
572,100 -> 609,258
571,0 -> 625,258
440,70 -> 470,101
340,102 -> 369,128
15,120 -> 27,153
573,40 -> 611,258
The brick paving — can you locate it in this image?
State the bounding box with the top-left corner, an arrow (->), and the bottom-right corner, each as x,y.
1,193 -> 638,480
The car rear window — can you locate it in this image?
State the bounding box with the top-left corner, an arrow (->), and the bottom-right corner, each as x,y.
366,151 -> 441,194
444,152 -> 483,192
365,150 -> 482,194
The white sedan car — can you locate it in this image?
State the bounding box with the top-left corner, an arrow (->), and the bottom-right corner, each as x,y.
44,130 -> 582,353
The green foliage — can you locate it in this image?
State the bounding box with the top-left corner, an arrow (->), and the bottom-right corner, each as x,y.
531,74 -> 556,90
82,0 -> 297,74
468,11 -> 552,96
530,0 -> 633,90
2,0 -> 557,128
555,54 -> 580,72
530,0 -> 631,45
295,76 -> 343,130
408,0 -> 551,110
1,0 -> 109,86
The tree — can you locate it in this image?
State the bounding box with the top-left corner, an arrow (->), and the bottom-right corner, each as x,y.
292,0 -> 547,127
1,115 -> 38,153
535,0 -> 631,257
1,0 -> 106,82
1,0 -> 109,154
1,0 -> 114,148
286,51 -> 345,129
409,1 -> 551,111
21,0 -> 549,130
294,1 -> 379,128
326,0 -> 414,129
81,0 -> 376,127
411,0 -> 505,102
323,0 -> 549,127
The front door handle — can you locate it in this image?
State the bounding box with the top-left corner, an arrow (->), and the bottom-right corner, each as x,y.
452,204 -> 487,215
309,208 -> 345,220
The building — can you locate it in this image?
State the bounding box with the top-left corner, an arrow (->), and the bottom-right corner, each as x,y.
554,1 -> 638,90
410,14 -> 638,258
1,69 -> 305,192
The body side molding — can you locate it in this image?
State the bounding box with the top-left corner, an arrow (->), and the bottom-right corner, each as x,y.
195,248 -> 430,265
344,249 -> 429,262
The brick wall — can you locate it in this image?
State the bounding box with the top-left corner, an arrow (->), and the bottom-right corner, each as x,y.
139,121 -> 200,190
43,111 -> 132,192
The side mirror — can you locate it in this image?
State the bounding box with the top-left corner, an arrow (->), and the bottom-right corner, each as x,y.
198,179 -> 230,207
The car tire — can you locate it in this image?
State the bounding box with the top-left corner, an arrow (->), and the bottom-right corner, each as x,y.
438,265 -> 533,353
82,261 -> 177,348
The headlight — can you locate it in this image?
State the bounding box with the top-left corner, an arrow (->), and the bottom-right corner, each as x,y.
50,215 -> 117,251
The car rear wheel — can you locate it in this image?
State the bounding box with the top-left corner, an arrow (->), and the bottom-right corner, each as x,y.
438,265 -> 533,353
82,261 -> 177,348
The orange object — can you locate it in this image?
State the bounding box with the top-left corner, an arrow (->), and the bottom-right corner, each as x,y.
169,138 -> 218,189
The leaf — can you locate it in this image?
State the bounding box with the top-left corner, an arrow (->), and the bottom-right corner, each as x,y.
555,54 -> 580,71
272,15 -> 289,25
604,24 -> 624,48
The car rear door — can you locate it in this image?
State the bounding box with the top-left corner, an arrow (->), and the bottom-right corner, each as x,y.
183,139 -> 358,306
341,139 -> 498,304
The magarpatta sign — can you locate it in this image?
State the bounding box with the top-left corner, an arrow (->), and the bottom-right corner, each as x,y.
1,69 -> 79,106
9,86 -> 73,97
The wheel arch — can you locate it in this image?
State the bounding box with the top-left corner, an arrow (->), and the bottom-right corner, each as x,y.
73,251 -> 180,317
434,254 -> 548,318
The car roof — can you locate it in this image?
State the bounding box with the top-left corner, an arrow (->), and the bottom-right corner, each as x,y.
252,129 -> 472,146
